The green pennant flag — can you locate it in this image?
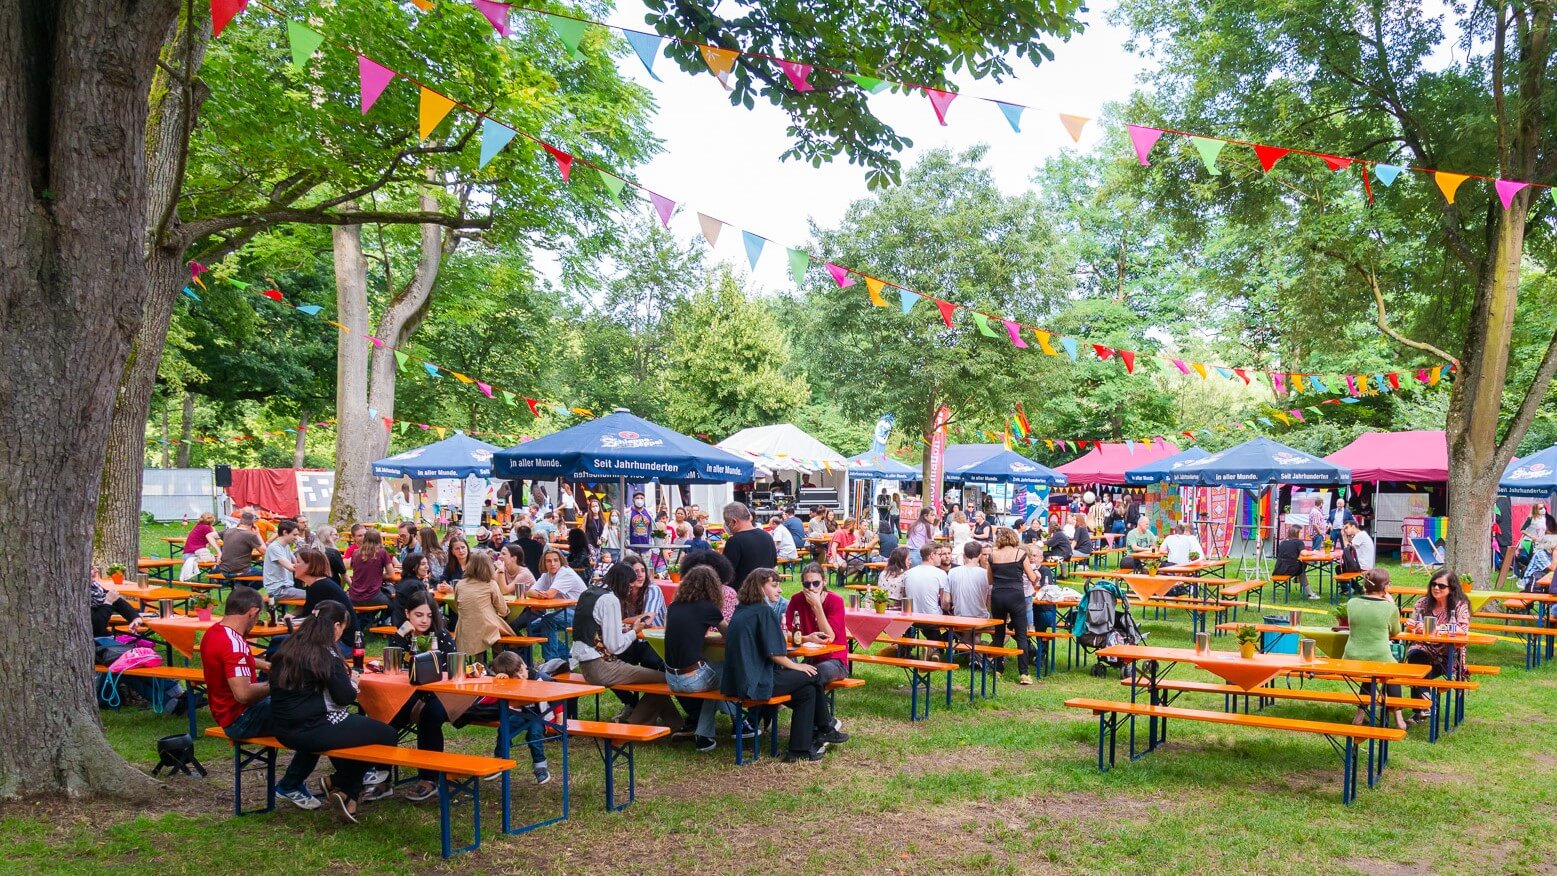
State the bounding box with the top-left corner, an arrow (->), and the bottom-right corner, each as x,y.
545,13 -> 587,60
287,22 -> 324,70
787,247 -> 809,286
501,390 -> 516,406
1190,137 -> 1225,175
229,279 -> 250,289
846,73 -> 889,94
970,312 -> 999,338
394,350 -> 408,371
397,420 -> 409,434
599,171 -> 626,205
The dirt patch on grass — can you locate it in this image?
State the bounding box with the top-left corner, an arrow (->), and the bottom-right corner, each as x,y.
1338,857 -> 1432,875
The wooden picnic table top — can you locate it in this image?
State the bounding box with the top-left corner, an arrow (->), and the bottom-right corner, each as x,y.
1298,550 -> 1342,563
1212,622 -> 1496,647
420,676 -> 604,705
1159,559 -> 1228,574
1098,642 -> 1429,692
842,608 -> 1001,631
111,583 -> 194,601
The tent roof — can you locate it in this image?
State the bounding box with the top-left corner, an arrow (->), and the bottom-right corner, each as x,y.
843,451 -> 920,479
1323,430 -> 1448,483
942,444 -> 1006,472
1169,436 -> 1351,489
717,424 -> 847,476
1501,445 -> 1557,497
493,410 -> 753,483
371,431 -> 504,480
1054,441 -> 1182,486
1123,447 -> 1212,485
949,450 -> 1068,486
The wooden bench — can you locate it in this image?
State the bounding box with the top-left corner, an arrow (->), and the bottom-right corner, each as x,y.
1064,697 -> 1405,804
94,663 -> 207,737
1469,622 -> 1557,668
848,651 -> 959,721
1218,580 -> 1265,614
1472,610 -> 1539,622
1269,574 -> 1296,600
1134,598 -> 1247,636
1026,629 -> 1076,676
1287,671 -> 1479,742
879,635 -> 1023,702
1333,571 -> 1365,601
469,717 -> 670,812
203,727 -> 514,857
1464,663 -> 1500,675
609,680 -> 792,765
1122,677 -> 1429,712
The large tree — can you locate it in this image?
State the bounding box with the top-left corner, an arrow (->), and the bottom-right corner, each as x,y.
1116,0 -> 1557,576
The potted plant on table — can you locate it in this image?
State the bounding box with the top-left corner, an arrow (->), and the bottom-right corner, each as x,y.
191,592 -> 215,622
106,563 -> 127,586
869,587 -> 891,614
1188,551 -> 1202,562
1332,604 -> 1349,631
1235,624 -> 1260,659
667,563 -> 681,584
651,524 -> 667,547
1322,536 -> 1334,552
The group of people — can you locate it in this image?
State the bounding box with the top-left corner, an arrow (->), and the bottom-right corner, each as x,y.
1339,566 -> 1470,731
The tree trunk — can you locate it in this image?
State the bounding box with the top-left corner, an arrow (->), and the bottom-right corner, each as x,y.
328,221 -> 376,527
176,391 -> 193,467
293,411 -> 310,469
0,0 -> 180,799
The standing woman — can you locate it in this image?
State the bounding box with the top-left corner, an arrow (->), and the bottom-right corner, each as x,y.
988,528 -> 1039,685
1404,570 -> 1472,723
270,601 -> 397,822
583,499 -> 606,551
385,590 -> 456,803
1342,569 -> 1407,731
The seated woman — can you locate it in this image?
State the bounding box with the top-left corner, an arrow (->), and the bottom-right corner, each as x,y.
1342,568 -> 1407,731
565,527 -> 592,578
663,566 -> 735,752
875,547 -> 911,609
452,551 -> 515,658
1068,515 -> 1096,560
1272,525 -> 1317,599
680,549 -> 738,622
292,547 -> 355,652
1043,526 -> 1073,562
722,568 -> 848,762
180,511 -> 219,581
783,564 -> 849,686
1404,569 -> 1472,723
440,537 -> 470,589
384,590 -> 455,802
571,563 -> 683,728
392,552 -> 434,627
619,551 -> 666,627
1521,535 -> 1556,592
417,527 -> 446,582
270,601 -> 398,823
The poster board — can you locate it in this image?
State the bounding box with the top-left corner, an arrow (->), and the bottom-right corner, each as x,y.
899,495 -> 923,533
1375,491 -> 1431,541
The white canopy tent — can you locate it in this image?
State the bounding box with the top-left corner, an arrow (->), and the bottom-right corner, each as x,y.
717,423 -> 849,509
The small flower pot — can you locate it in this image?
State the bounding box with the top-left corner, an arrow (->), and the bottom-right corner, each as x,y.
110,572 -> 124,585
196,607 -> 213,622
669,571 -> 681,583
1239,642 -> 1257,660
872,602 -> 887,614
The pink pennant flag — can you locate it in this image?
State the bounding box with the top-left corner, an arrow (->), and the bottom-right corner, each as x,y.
1414,368 -> 1429,384
825,263 -> 856,288
1288,409 -> 1305,422
473,0 -> 510,35
189,261 -> 208,277
542,144 -> 573,182
1345,374 -> 1358,395
777,60 -> 814,92
1127,125 -> 1164,165
358,56 -> 396,114
1271,372 -> 1288,395
477,381 -> 493,398
1495,179 -> 1530,210
1170,358 -> 1190,374
649,192 -> 675,227
923,87 -> 958,125
1003,320 -> 1028,348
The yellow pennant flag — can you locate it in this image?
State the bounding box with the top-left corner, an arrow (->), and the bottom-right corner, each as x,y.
1291,373 -> 1307,392
571,407 -> 594,417
451,371 -> 475,384
698,45 -> 738,89
327,320 -> 351,333
1034,329 -> 1058,356
1191,362 -> 1208,379
1058,113 -> 1089,143
434,426 -> 447,438
419,87 -> 456,140
1044,439 -> 1055,451
864,276 -> 888,307
1428,366 -> 1442,386
1272,411 -> 1291,425
1435,171 -> 1469,204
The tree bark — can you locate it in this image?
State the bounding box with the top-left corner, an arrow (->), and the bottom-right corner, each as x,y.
0,0 -> 179,799
293,411 -> 311,469
176,391 -> 193,467
328,220 -> 376,527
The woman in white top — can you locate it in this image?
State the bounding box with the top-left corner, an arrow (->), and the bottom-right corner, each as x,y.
875,547 -> 911,607
570,563 -> 685,727
948,511 -> 973,558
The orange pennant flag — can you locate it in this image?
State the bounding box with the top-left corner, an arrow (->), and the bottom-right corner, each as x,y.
1058,114 -> 1089,143
418,87 -> 456,140
1191,362 -> 1208,379
1034,330 -> 1058,356
1434,171 -> 1469,204
1291,373 -> 1307,392
410,0 -> 434,8
698,45 -> 738,89
451,371 -> 475,384
864,276 -> 888,308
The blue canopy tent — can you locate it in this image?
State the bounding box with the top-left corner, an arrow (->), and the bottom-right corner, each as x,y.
1123,447 -> 1211,486
1500,445 -> 1557,498
947,450 -> 1069,486
371,431 -> 503,480
1167,437 -> 1351,489
843,451 -> 920,480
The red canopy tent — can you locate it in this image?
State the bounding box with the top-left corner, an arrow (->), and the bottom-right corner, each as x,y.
1054,441 -> 1182,486
1323,430 -> 1447,483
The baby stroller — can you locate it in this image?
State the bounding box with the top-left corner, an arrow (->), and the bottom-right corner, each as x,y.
1070,579 -> 1146,678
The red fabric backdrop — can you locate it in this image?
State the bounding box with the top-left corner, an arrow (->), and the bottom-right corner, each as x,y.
227,468 -> 301,518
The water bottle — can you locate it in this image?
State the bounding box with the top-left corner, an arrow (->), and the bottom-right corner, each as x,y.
352,629 -> 365,672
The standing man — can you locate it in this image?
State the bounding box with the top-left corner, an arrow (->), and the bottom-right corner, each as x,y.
627,493 -> 653,553
1328,499 -> 1354,548
1306,501 -> 1326,551
721,502 -> 777,587
262,519 -> 306,602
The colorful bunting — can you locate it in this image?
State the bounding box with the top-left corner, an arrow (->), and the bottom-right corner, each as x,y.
742,231 -> 764,269
1059,337 -> 1078,361
995,102 -> 1023,132
287,22 -> 323,69
923,87 -> 957,125
423,363 -> 441,378
296,304 -> 322,316
787,248 -> 809,285
1120,350 -> 1135,373
211,0 -> 249,36
395,350 -> 409,370
1190,361 -> 1208,379
825,263 -> 855,288
1190,137 -> 1225,175
865,276 -> 888,308
697,212 -> 722,248
472,0 -> 509,36
1003,320 -> 1027,348
1127,126 -> 1164,165
1374,164 -> 1403,186
777,60 -> 814,92
1058,114 -> 1089,142
846,73 -> 888,94
358,56 -> 395,114
624,31 -> 663,81
1253,145 -> 1289,172
477,381 -> 493,398
598,171 -> 626,205
698,45 -> 739,88
935,299 -> 956,328
1320,155 -> 1352,171
971,312 -> 998,338
1033,330 -> 1058,356
479,118 -> 516,168
649,192 -> 675,227
1434,171 -> 1469,204
899,290 -> 917,315
545,13 -> 587,59
418,87 -> 457,140
542,144 -> 573,181
1496,179 -> 1530,210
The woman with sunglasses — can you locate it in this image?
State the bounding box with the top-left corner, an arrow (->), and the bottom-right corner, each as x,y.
783,563 -> 849,685
1404,569 -> 1471,724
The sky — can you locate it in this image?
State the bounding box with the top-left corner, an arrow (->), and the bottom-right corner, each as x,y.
584,0 -> 1149,292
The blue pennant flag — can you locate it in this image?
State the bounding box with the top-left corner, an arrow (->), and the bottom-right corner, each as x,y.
296,304 -> 322,316
1374,164 -> 1403,186
1060,337 -> 1078,361
899,290 -> 917,314
181,286 -> 201,302
624,31 -> 663,81
742,231 -> 764,270
995,102 -> 1023,132
479,118 -> 517,169
423,363 -> 441,378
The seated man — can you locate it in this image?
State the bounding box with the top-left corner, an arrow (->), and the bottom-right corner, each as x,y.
1160,522 -> 1204,567
1120,516 -> 1155,570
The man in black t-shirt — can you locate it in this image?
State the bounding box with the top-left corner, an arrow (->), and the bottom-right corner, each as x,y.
720,501 -> 776,587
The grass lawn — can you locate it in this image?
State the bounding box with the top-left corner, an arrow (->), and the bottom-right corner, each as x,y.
9,535 -> 1557,875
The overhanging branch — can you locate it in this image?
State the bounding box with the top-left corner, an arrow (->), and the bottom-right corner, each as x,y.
1496,325 -> 1557,459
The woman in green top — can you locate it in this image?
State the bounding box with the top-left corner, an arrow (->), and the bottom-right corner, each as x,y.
1342,568 -> 1406,730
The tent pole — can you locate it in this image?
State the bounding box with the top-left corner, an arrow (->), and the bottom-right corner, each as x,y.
618,476 -> 628,555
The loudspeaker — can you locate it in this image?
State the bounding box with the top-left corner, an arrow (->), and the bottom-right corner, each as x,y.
214,464 -> 233,488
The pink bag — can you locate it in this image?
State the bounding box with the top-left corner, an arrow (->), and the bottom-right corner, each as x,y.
108,647 -> 162,674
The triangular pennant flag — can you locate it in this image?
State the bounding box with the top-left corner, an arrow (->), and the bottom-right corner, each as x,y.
211,0 -> 249,36
1034,330 -> 1058,356
1374,164 -> 1403,186
1120,350 -> 1135,373
398,421 -> 410,434
410,0 -> 434,10
181,286 -> 201,302
741,231 -> 764,269
698,45 -> 739,88
501,391 -> 515,405
1434,171 -> 1469,204
1495,179 -> 1530,210
1272,412 -> 1292,425
472,0 -> 509,35
1339,397 -> 1360,404
1213,366 -> 1232,380
478,118 -> 516,168
972,312 -> 999,337
1290,373 -> 1307,393
1386,372 -> 1400,390
394,350 -> 408,370
451,371 -> 475,384
358,56 -> 396,114
1190,137 -> 1225,175
1125,440 -> 1136,454
1429,366 -> 1442,386
649,192 -> 675,227
525,398 -> 540,417
696,213 -> 723,248
995,102 -> 1023,132
1289,409 -> 1305,422
287,22 -> 324,70
899,290 -> 917,315
624,30 -> 663,81
545,13 -> 587,59
1191,362 -> 1208,379
1092,343 -> 1114,361
542,144 -> 573,181
1320,154 -> 1353,171
1171,358 -> 1190,374
598,171 -> 626,205
1253,144 -> 1289,172
787,248 -> 809,285
1233,367 -> 1249,384
847,73 -> 889,94
228,279 -> 250,289
1044,439 -> 1055,451
1058,114 -> 1089,143
434,427 -> 447,439
935,299 -> 956,328
418,87 -> 456,140
777,60 -> 814,92
1127,126 -> 1164,165
1271,372 -> 1287,394
477,381 -> 493,398
865,276 -> 888,308
423,363 -> 441,378
1309,375 -> 1329,393
261,288 -> 283,301
1059,337 -> 1078,360
382,417 -> 394,429
1003,320 -> 1028,348
825,263 -> 855,288
296,304 -> 322,316
923,87 -> 957,125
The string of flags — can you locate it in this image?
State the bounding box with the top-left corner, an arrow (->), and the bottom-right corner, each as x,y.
144,417 -> 535,447
185,260 -> 594,428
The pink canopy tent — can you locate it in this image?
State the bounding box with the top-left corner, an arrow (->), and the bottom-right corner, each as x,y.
1054,441 -> 1182,486
1323,430 -> 1448,483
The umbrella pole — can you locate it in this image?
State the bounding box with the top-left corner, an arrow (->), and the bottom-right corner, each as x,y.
618,476 -> 628,557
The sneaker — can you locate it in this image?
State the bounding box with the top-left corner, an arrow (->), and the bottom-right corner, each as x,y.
363,769 -> 390,787
820,729 -> 849,745
330,790 -> 357,824
782,748 -> 825,763
404,780 -> 438,802
278,786 -> 323,810
611,707 -> 633,723
1018,674 -> 1034,686
830,717 -> 844,733
694,735 -> 717,752
534,766 -> 552,785
671,726 -> 697,741
360,782 -> 393,803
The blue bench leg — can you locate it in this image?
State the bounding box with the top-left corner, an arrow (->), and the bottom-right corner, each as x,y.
438,773 -> 482,857
602,740 -> 635,812
1341,738 -> 1356,805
